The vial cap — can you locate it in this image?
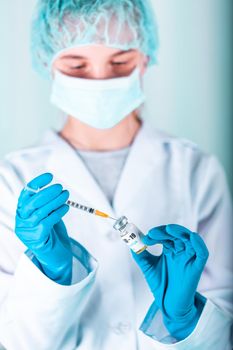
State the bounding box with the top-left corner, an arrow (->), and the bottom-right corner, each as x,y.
113,216 -> 128,231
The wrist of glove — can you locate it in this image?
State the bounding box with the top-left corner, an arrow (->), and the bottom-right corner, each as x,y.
31,226 -> 73,285
162,292 -> 206,340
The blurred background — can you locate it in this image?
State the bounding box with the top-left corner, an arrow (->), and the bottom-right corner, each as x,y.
0,0 -> 232,192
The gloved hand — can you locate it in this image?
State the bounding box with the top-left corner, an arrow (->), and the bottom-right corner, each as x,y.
15,173 -> 73,285
132,224 -> 209,340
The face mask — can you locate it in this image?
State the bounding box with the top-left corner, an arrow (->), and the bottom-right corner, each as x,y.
50,67 -> 145,129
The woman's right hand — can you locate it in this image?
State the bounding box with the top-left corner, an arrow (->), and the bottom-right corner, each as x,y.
15,173 -> 73,285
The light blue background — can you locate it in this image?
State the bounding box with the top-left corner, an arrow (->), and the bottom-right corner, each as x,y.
0,1 -> 232,192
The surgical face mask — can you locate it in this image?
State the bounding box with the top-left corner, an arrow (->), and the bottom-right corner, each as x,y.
50,67 -> 145,129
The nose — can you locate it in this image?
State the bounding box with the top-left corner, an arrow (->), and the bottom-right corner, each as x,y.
89,65 -> 113,80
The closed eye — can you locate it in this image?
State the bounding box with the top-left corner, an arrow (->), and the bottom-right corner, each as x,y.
71,65 -> 86,70
112,61 -> 128,66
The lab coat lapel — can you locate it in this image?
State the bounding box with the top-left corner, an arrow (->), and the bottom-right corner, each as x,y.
112,121 -> 159,215
42,130 -> 115,217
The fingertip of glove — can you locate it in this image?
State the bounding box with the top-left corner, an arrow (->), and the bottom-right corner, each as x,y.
63,189 -> 70,197
64,203 -> 70,211
145,225 -> 166,241
50,183 -> 63,193
43,172 -> 53,180
141,234 -> 155,246
166,224 -> 180,232
166,224 -> 192,235
34,172 -> 53,184
141,234 -> 150,244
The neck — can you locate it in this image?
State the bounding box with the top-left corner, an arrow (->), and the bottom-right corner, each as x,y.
59,112 -> 142,151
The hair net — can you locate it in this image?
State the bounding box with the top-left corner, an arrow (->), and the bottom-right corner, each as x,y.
30,0 -> 159,80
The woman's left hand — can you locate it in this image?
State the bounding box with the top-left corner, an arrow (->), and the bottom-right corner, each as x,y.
132,224 -> 209,340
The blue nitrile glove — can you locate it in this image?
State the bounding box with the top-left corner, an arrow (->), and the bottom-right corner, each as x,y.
132,224 -> 209,340
15,173 -> 73,285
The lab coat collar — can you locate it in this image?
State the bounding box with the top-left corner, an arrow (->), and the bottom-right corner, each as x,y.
41,120 -> 164,219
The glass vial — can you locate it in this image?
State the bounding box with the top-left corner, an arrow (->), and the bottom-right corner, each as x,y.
113,216 -> 147,254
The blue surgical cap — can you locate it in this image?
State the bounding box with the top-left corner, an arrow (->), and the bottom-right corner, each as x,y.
30,0 -> 159,80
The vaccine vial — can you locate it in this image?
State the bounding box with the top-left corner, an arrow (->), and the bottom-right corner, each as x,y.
113,216 -> 147,254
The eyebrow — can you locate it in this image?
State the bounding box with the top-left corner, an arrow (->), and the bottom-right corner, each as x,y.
112,49 -> 135,57
61,49 -> 135,60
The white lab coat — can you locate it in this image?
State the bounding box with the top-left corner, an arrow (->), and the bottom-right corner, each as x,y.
0,120 -> 232,350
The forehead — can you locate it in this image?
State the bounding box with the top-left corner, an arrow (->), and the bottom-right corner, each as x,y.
56,45 -> 139,60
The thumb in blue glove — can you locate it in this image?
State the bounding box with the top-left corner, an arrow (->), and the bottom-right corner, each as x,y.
132,224 -> 209,340
15,173 -> 73,285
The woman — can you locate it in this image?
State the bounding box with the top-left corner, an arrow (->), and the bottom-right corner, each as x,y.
0,1 -> 232,349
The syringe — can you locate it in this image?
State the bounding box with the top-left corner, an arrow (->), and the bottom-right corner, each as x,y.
24,185 -> 146,254
24,185 -> 117,221
67,200 -> 117,221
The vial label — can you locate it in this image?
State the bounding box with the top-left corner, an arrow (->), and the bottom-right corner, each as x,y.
121,227 -> 146,254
